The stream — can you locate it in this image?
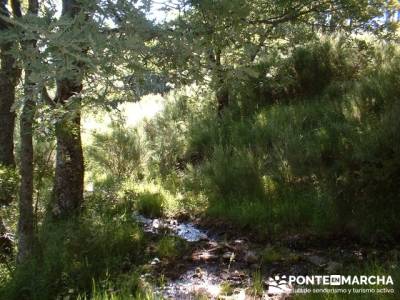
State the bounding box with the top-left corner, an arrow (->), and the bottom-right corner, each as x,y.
134,214 -> 292,299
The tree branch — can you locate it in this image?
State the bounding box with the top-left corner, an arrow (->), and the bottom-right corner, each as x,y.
10,0 -> 22,18
245,1 -> 331,26
41,86 -> 56,107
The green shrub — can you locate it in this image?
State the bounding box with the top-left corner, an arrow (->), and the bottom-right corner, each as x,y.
86,121 -> 143,181
0,165 -> 18,205
156,236 -> 187,260
140,38 -> 400,242
1,201 -> 146,300
293,37 -> 359,96
135,191 -> 164,218
204,146 -> 265,202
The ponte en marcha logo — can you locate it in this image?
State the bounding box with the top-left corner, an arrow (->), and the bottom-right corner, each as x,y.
267,275 -> 395,295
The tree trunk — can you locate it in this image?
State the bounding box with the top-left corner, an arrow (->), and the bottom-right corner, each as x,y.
0,1 -> 21,259
0,17 -> 20,170
213,48 -> 229,116
51,0 -> 85,218
16,0 -> 39,263
17,72 -> 36,263
0,44 -> 19,166
0,75 -> 17,169
52,104 -> 84,217
217,85 -> 229,117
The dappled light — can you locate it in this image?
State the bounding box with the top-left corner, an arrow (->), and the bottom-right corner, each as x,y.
1,0 -> 400,299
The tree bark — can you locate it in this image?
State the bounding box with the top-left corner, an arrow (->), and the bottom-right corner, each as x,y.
0,4 -> 20,170
51,0 -> 85,218
0,44 -> 18,170
0,44 -> 18,168
16,0 -> 39,263
1,0 -> 21,259
52,105 -> 84,217
217,85 -> 229,117
213,48 -> 229,116
17,72 -> 36,263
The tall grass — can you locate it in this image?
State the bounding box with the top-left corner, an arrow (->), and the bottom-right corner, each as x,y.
140,38 -> 400,242
0,194 -> 147,300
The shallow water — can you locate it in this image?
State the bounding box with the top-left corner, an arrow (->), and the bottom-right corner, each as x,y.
156,266 -> 223,299
153,265 -> 291,300
134,214 -> 208,242
134,214 -> 292,299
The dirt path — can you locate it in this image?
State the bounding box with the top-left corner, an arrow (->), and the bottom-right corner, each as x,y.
134,215 -> 392,299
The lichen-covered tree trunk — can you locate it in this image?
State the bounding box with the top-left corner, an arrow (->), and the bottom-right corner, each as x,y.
0,3 -> 20,171
217,85 -> 229,116
213,49 -> 229,116
0,44 -> 18,169
51,0 -> 85,218
16,0 -> 39,263
0,0 -> 21,258
17,73 -> 35,263
0,45 -> 20,168
53,107 -> 84,217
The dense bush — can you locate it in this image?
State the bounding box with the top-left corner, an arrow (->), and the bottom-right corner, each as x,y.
1,195 -> 147,300
141,38 -> 400,242
86,121 -> 144,182
292,37 -> 357,96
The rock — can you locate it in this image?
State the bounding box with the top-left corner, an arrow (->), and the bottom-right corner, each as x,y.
326,261 -> 343,273
194,267 -> 204,278
152,219 -> 160,229
192,250 -> 218,261
223,251 -> 235,260
232,270 -> 246,279
234,239 -> 245,245
169,219 -> 178,226
221,271 -> 230,280
307,255 -> 327,267
208,240 -> 219,247
219,289 -> 246,300
244,250 -> 259,264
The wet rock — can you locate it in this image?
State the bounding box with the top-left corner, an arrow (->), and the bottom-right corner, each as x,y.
151,257 -> 161,265
208,240 -> 219,248
152,219 -> 160,229
232,270 -> 246,279
234,239 -> 245,245
223,252 -> 235,261
220,271 -> 230,280
219,289 -> 246,300
192,250 -> 218,261
158,267 -> 221,299
134,214 -> 208,242
176,223 -> 208,242
169,219 -> 178,226
193,267 -> 204,278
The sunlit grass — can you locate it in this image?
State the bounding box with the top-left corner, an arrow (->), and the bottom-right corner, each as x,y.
82,94 -> 164,145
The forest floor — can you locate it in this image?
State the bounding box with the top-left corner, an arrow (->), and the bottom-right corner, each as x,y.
134,215 -> 397,299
